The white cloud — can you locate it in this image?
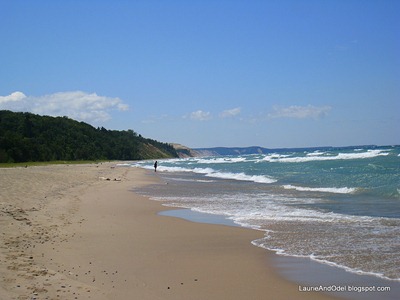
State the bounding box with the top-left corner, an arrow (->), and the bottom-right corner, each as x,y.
0,91 -> 27,103
268,105 -> 331,119
186,110 -> 212,121
219,107 -> 241,118
0,91 -> 31,112
183,107 -> 241,122
0,91 -> 129,124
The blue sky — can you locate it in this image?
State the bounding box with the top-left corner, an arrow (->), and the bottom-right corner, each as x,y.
1,0 -> 399,148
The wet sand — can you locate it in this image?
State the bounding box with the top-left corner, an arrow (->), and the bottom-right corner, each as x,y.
0,163 -> 339,299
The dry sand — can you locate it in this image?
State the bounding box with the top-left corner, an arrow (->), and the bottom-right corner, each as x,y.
0,163 -> 340,300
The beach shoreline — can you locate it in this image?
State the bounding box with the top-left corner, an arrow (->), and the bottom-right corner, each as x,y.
159,208 -> 399,300
1,163 -> 344,299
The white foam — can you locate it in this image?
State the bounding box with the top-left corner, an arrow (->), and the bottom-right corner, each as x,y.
264,149 -> 390,163
206,171 -> 277,183
133,162 -> 277,184
196,157 -> 247,164
133,164 -> 154,170
156,166 -> 193,172
154,192 -> 376,225
192,167 -> 216,174
262,153 -> 291,162
283,184 -> 357,194
306,151 -> 326,156
251,238 -> 400,281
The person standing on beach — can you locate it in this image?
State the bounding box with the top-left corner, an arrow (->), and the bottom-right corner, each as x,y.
154,161 -> 158,172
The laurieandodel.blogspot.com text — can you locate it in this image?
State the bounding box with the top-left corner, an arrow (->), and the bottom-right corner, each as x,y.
298,285 -> 391,293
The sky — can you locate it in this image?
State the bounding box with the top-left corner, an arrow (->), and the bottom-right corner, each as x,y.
1,0 -> 399,148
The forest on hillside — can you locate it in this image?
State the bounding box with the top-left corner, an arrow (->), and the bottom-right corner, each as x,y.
0,110 -> 178,163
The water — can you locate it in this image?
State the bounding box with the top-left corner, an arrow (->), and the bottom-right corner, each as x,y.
130,145 -> 400,283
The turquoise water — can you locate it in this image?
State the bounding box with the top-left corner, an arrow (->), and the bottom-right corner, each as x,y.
132,145 -> 400,281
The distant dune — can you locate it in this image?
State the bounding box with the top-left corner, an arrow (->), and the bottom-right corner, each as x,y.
171,143 -> 204,158
172,144 -> 269,158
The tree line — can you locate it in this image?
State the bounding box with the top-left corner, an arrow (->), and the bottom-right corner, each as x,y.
0,110 -> 178,163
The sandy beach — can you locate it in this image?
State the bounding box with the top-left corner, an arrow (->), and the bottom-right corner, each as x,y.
0,163 -> 339,300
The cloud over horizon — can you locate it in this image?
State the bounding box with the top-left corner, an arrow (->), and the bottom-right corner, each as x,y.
185,110 -> 212,121
219,107 -> 241,118
0,91 -> 129,124
183,107 -> 242,122
268,105 -> 332,119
